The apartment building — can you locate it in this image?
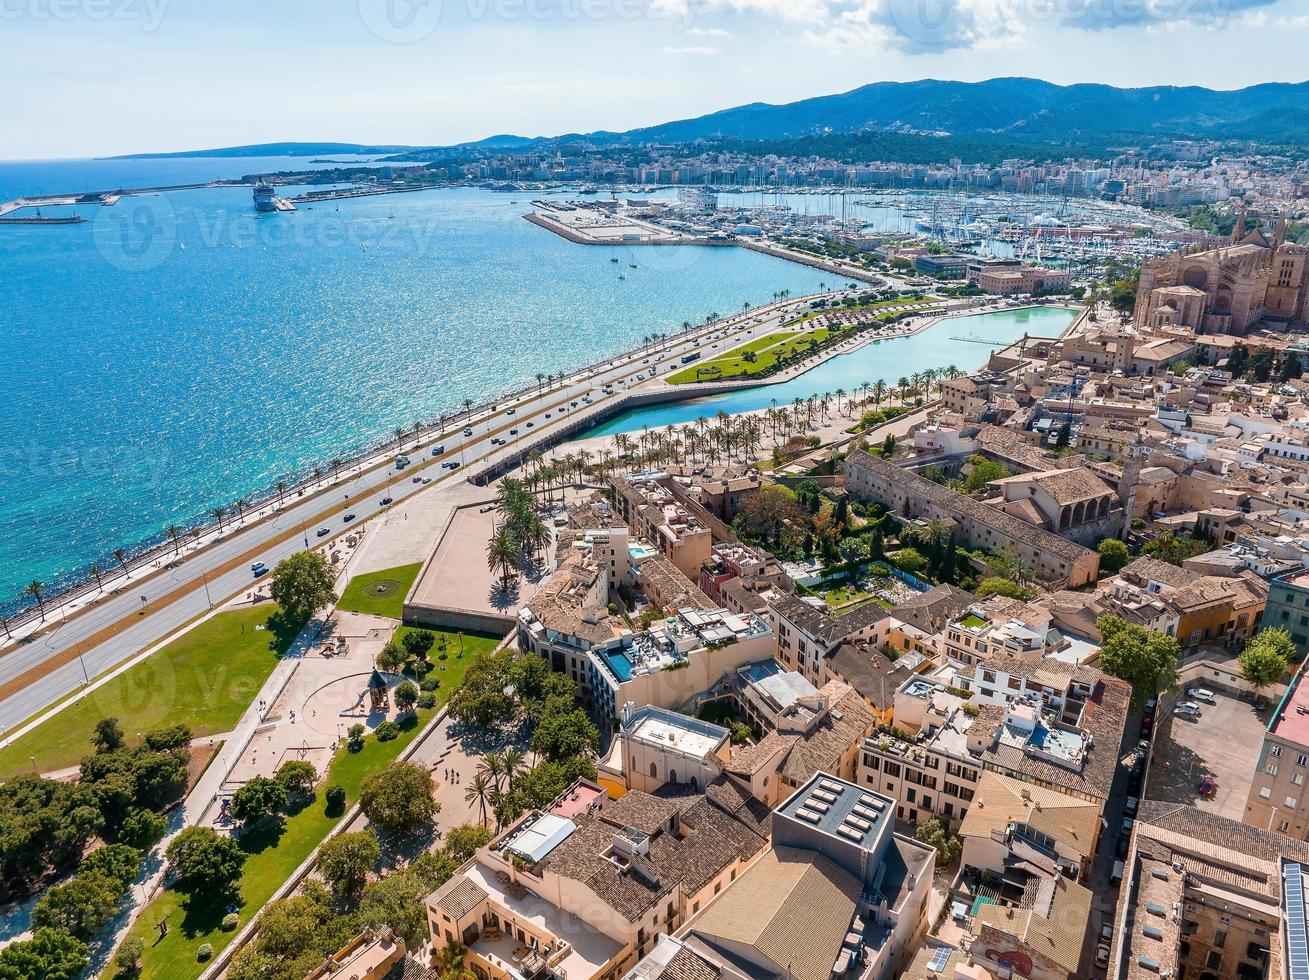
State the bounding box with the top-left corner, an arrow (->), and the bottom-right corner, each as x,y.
1245,658 -> 1309,838
426,785 -> 770,980
611,476 -> 715,580
1110,803 -> 1309,980
673,772 -> 935,980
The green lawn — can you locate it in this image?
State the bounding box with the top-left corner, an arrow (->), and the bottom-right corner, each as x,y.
0,604 -> 293,781
111,646 -> 481,980
336,563 -> 423,619
667,327 -> 840,384
394,625 -> 503,666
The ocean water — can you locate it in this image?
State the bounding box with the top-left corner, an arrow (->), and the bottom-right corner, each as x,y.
585,305 -> 1077,435
1,160 -> 841,607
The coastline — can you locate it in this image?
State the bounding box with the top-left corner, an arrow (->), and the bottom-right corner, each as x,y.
0,207 -> 899,620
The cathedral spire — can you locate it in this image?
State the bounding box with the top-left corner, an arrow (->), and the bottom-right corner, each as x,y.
1274,214 -> 1288,248
1232,207 -> 1247,243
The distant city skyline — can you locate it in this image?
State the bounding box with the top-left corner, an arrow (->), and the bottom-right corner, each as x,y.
4,0 -> 1309,158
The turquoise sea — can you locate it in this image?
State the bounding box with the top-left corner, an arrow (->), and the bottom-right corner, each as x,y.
0,157 -> 1072,610
1,158 -> 841,608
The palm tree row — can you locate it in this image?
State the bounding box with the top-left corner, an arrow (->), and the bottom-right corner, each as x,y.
464,748 -> 529,829
487,479 -> 549,584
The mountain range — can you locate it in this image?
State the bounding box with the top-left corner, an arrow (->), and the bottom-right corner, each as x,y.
110,77 -> 1309,162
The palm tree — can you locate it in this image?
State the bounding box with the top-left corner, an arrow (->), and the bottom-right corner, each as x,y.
393,426 -> 406,449
234,498 -> 249,521
275,480 -> 287,509
164,524 -> 182,556
113,548 -> 129,576
25,580 -> 45,621
536,372 -> 545,396
89,564 -> 104,592
479,751 -> 505,795
502,748 -> 527,792
873,379 -> 887,408
0,616 -> 11,642
212,506 -> 227,533
487,525 -> 518,585
465,774 -> 492,827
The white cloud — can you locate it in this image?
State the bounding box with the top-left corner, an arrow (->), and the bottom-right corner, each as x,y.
685,25 -> 732,33
662,43 -> 723,51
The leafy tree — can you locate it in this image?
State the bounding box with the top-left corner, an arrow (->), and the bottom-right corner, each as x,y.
1141,529 -> 1208,566
394,680 -> 420,714
316,829 -> 380,898
81,843 -> 142,884
32,871 -> 129,940
276,760 -> 318,798
730,722 -> 753,745
325,785 -> 347,815
915,817 -> 962,867
114,937 -> 145,974
401,629 -> 435,659
268,551 -> 337,624
118,808 -> 167,849
887,547 -> 927,577
359,762 -> 437,836
377,641 -> 408,674
732,484 -> 807,551
1097,615 -> 1180,711
963,454 -> 1010,492
443,824 -> 492,864
0,928 -> 89,980
1097,538 -> 1131,573
532,709 -> 599,764
1240,627 -> 1294,695
357,849 -> 458,947
165,826 -> 247,897
1054,421 -> 1072,450
93,716 -> 125,753
231,775 -> 289,826
975,576 -> 1027,600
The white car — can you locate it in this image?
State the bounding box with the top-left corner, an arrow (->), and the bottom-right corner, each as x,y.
1174,701 -> 1201,718
1187,687 -> 1216,704
1095,945 -> 1110,968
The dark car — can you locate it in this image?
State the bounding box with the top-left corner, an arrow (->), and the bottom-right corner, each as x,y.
379,496 -> 393,505
343,513 -> 356,522
1199,776 -> 1217,797
1116,835 -> 1130,858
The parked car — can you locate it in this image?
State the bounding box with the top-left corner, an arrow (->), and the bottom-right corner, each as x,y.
1125,796 -> 1139,817
1174,701 -> 1201,718
1116,835 -> 1130,858
1101,923 -> 1114,942
1122,817 -> 1134,833
1096,945 -> 1110,969
1199,776 -> 1217,797
1187,687 -> 1217,704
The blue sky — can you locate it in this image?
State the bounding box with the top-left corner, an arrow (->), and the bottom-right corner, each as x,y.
2,0 -> 1307,158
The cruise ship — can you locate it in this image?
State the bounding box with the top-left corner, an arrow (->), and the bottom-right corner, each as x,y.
253,181 -> 276,212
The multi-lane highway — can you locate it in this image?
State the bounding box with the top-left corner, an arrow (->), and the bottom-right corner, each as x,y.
0,291 -> 833,735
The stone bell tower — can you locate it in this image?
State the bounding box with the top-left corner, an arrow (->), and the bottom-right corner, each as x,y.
1117,436 -> 1144,540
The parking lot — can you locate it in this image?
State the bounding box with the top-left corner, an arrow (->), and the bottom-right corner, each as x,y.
1148,688 -> 1272,821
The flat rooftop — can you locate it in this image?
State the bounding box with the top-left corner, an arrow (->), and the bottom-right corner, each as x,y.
628,712 -> 725,758
777,774 -> 894,851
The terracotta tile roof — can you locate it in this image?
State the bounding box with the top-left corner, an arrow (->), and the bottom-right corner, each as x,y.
845,450 -> 1096,565
827,641 -> 914,711
958,771 -> 1100,860
430,875 -> 488,920
685,847 -> 861,980
975,874 -> 1091,975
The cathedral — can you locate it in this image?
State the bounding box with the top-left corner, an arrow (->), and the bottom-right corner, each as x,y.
1133,211 -> 1309,335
